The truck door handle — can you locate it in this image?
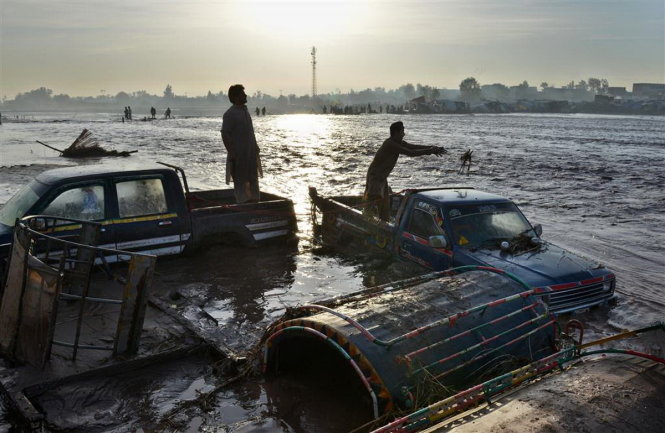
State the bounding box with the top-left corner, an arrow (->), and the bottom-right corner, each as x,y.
158,220 -> 172,226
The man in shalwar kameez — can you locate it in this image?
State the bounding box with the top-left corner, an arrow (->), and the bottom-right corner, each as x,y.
364,121 -> 446,220
221,84 -> 263,203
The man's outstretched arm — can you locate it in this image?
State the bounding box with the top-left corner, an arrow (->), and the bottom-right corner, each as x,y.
396,140 -> 446,156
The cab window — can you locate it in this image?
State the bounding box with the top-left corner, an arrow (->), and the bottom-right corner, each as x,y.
116,178 -> 168,218
408,208 -> 444,239
41,185 -> 105,221
0,182 -> 41,225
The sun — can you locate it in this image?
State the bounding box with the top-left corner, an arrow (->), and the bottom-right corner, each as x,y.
233,1 -> 372,39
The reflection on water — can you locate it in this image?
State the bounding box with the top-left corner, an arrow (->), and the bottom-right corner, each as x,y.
1,112 -> 664,431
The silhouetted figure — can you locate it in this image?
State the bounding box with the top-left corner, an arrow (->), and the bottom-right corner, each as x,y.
256,107 -> 260,116
150,107 -> 156,119
221,84 -> 262,203
124,107 -> 128,120
364,121 -> 446,220
128,106 -> 132,120
81,186 -> 102,218
165,107 -> 171,119
262,106 -> 266,116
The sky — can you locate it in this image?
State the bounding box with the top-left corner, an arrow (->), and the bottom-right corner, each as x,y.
1,0 -> 664,98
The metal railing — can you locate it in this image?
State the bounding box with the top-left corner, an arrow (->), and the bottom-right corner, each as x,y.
0,216 -> 156,366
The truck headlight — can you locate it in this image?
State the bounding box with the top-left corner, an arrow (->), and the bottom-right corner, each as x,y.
603,278 -> 615,292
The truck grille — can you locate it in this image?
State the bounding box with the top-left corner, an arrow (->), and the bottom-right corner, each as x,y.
543,282 -> 614,313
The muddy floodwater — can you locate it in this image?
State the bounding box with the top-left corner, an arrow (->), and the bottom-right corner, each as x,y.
1,112 -> 664,432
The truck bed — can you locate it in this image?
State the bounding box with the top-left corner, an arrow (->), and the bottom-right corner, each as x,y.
309,187 -> 396,252
186,189 -> 287,210
187,189 -> 297,247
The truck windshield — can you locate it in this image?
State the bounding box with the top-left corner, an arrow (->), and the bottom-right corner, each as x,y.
0,182 -> 41,227
448,202 -> 533,249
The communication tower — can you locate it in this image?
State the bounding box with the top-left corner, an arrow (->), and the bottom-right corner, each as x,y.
311,46 -> 317,97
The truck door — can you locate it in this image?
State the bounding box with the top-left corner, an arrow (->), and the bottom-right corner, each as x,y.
398,200 -> 452,270
36,181 -> 116,250
110,175 -> 187,258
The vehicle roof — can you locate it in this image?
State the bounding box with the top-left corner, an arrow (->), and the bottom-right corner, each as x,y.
35,164 -> 170,185
414,188 -> 512,205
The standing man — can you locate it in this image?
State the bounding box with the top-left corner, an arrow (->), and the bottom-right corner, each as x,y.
221,84 -> 262,203
364,121 -> 446,220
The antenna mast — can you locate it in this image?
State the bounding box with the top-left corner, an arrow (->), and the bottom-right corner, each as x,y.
311,46 -> 317,97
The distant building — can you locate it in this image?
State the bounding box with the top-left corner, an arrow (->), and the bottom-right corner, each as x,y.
607,87 -> 629,98
541,87 -> 592,102
509,86 -> 539,100
594,94 -> 614,104
632,83 -> 665,99
481,84 -> 510,101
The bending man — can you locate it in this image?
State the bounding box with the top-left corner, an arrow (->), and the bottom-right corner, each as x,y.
364,121 -> 446,220
221,84 -> 263,203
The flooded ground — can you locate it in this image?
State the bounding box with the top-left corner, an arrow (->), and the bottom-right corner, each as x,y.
0,112 -> 663,431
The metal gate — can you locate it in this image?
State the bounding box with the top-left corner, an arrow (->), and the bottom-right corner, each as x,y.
0,216 -> 156,367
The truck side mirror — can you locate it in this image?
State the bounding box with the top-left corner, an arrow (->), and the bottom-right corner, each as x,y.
29,217 -> 46,231
533,224 -> 542,237
429,235 -> 448,249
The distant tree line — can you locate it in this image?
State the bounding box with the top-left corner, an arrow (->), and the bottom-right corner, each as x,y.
459,77 -> 612,103
0,76 -> 627,114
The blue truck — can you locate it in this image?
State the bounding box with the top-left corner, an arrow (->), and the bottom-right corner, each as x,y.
309,187 -> 616,314
0,163 -> 297,274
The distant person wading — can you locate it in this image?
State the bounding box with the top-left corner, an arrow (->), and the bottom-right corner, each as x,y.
221,84 -> 263,203
364,121 -> 446,220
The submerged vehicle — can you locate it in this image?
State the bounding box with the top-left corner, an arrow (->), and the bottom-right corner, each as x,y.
0,163 -> 297,275
310,187 -> 616,314
262,266 -> 558,425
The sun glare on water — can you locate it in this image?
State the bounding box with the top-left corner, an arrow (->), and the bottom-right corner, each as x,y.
272,114 -> 332,146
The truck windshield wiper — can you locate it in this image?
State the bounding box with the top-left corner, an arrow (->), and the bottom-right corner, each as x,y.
471,238 -> 507,251
511,227 -> 534,241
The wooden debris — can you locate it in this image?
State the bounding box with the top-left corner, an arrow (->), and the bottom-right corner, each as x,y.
36,129 -> 137,158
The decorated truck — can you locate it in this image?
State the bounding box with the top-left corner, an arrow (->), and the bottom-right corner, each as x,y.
309,186 -> 615,314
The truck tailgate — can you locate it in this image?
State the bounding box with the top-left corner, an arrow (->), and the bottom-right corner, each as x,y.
310,190 -> 394,251
187,190 -> 297,246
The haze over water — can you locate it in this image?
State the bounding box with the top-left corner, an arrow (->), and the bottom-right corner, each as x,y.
0,112 -> 663,431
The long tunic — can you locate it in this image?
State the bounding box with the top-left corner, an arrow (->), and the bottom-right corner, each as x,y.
221,105 -> 262,184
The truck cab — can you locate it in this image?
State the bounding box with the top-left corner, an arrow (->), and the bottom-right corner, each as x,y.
394,188 -> 616,313
0,166 -> 190,263
1,165 -> 298,276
